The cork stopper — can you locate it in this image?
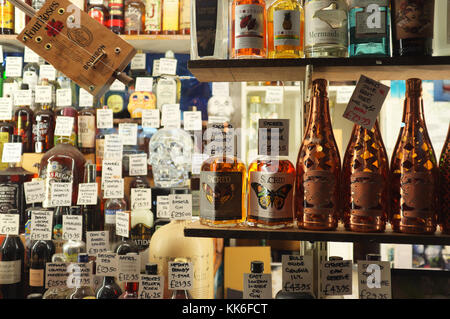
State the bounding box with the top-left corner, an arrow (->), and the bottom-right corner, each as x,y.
406,78 -> 422,97
250,261 -> 264,273
312,79 -> 328,97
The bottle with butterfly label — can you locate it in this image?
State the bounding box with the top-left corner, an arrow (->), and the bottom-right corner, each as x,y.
247,119 -> 295,229
439,124 -> 450,234
199,123 -> 247,227
295,79 -> 341,230
390,78 -> 439,234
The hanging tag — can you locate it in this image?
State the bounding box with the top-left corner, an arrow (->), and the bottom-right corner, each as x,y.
95,252 -> 118,277
131,53 -> 146,70
62,215 -> 83,241
35,86 -> 53,104
24,47 -> 40,63
129,153 -> 148,176
258,119 -> 289,156
265,86 -> 284,104
67,262 -> 93,288
49,182 -> 72,207
24,180 -> 46,204
243,272 -> 272,299
54,116 -> 75,137
156,196 -> 170,218
161,104 -> 181,128
281,255 -> 313,294
104,134 -> 123,160
0,97 -> 13,120
168,261 -> 193,291
0,214 -> 20,235
115,211 -> 129,237
79,88 -> 94,107
39,65 -> 56,81
320,259 -> 353,297
183,111 -> 202,131
152,60 -> 160,77
142,109 -> 160,128
131,188 -> 152,210
110,79 -> 126,91
86,231 -> 109,256
96,109 -> 114,129
139,274 -> 164,299
30,210 -> 53,241
2,143 -> 22,163
77,183 -> 98,206
104,178 -> 125,199
56,88 -> 72,107
118,254 -> 140,282
118,123 -> 138,146
101,160 -> 122,190
169,194 -> 192,220
135,77 -> 154,92
357,260 -> 392,299
159,58 -> 177,75
14,89 -> 32,106
5,57 -> 23,77
212,82 -> 230,97
45,262 -> 69,289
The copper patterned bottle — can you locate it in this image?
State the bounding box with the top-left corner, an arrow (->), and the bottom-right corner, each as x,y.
342,121 -> 389,233
439,124 -> 449,234
390,78 -> 439,234
295,79 -> 341,230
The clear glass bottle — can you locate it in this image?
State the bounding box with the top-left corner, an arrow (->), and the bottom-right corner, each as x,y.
268,0 -> 304,58
104,197 -> 127,248
162,0 -> 180,34
54,104 -> 78,147
304,0 -> 348,58
62,206 -> 87,262
440,124 -> 450,234
124,0 -> 146,34
145,0 -> 161,34
14,83 -> 34,153
67,254 -> 96,299
32,78 -> 55,154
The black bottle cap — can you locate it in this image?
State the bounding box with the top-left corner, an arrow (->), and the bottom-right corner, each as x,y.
329,256 -> 343,261
70,206 -> 81,215
145,263 -> 158,275
7,209 -> 19,214
78,253 -> 89,263
250,261 -> 264,274
170,187 -> 190,195
9,135 -> 22,143
366,254 -> 381,261
20,83 -> 29,90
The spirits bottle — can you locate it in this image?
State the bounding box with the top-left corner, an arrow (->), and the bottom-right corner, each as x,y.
96,276 -> 122,299
342,121 -> 389,233
14,83 -> 34,153
54,105 -> 78,147
440,125 -> 450,234
124,0 -> 145,34
114,212 -> 139,255
390,79 -> 439,234
162,0 -> 180,34
82,164 -> 101,232
119,281 -> 139,298
170,257 -> 193,299
0,0 -> 14,34
304,0 -> 348,58
295,79 -> 341,230
391,0 -> 435,56
67,253 -> 96,299
77,104 -> 96,155
349,0 -> 390,57
104,197 -> 127,248
22,61 -> 40,109
0,114 -> 14,171
145,0 -> 161,34
200,123 -> 247,227
130,208 -> 154,270
179,0 -> 190,34
52,206 -> 66,240
62,206 -> 87,261
32,79 -> 55,154
87,0 -> 110,26
247,120 -> 295,229
107,0 -> 125,34
231,0 -> 267,58
28,239 -> 55,295
268,0 -> 304,58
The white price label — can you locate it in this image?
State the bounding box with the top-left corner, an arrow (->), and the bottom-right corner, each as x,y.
0,46 -> 3,62
357,261 -> 392,299
2,83 -> 18,98
168,261 -> 193,291
62,215 -> 83,241
24,47 -> 40,63
142,109 -> 160,128
169,194 -> 192,220
183,111 -> 202,131
131,188 -> 152,210
56,88 -> 72,107
135,77 -> 154,92
54,116 -> 75,137
104,134 -> 123,160
118,123 -> 138,146
156,196 -> 170,218
79,88 -> 94,107
265,86 -> 284,104
5,57 -> 23,77
110,79 -> 126,91
1,143 -> 22,163
95,252 -> 118,276
243,273 -> 272,299
152,60 -> 160,77
139,275 -> 164,299
49,182 -> 72,207
212,82 -> 230,97
35,86 -> 53,104
67,262 -> 92,288
104,178 -> 124,199
0,214 -> 20,235
281,255 -> 313,294
0,97 -> 13,120
14,89 -> 32,106
96,109 -> 114,129
39,65 -> 56,81
335,85 -> 355,104
30,210 -> 53,241
86,231 -> 109,256
131,53 -> 146,70
129,153 -> 148,176
158,58 -> 177,75
101,159 -> 122,190
191,153 -> 209,175
77,183 -> 98,206
24,180 -> 45,204
118,254 -> 140,282
320,259 -> 353,297
161,104 -> 181,128
45,262 -> 69,289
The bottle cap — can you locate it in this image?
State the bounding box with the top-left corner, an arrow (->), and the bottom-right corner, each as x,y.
70,206 -> 81,215
78,253 -> 89,263
366,254 -> 381,261
170,187 -> 190,195
329,256 -> 343,261
249,96 -> 261,103
250,261 -> 264,273
165,50 -> 175,59
145,263 -> 158,275
10,135 -> 22,143
312,79 -> 328,97
406,78 -> 422,97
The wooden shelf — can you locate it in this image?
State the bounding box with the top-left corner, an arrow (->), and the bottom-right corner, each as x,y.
188,56 -> 450,82
184,221 -> 450,245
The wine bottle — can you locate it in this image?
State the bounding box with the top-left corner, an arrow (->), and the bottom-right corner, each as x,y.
439,124 -> 450,234
29,239 -> 55,295
96,276 -> 122,299
390,78 -> 439,234
295,79 -> 341,230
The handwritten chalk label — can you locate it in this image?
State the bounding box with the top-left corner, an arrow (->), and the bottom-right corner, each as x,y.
1,143 -> 22,163
95,252 -> 118,276
45,262 -> 69,288
343,75 -> 390,130
110,79 -> 126,91
79,88 -> 94,107
118,123 -> 138,146
67,262 -> 92,288
159,58 -> 177,75
183,111 -> 202,131
77,183 -> 98,206
104,178 -> 124,199
191,153 -> 209,175
14,89 -> 32,106
129,153 -> 148,176
212,82 -> 230,97
96,109 -> 114,129
118,254 -> 140,282
54,116 -> 75,137
101,160 -> 122,190
142,109 -> 160,128
62,215 -> 83,241
35,85 -> 52,104
169,194 -> 192,220
104,134 -> 123,160
86,231 -> 109,256
161,104 -> 181,128
24,180 -> 46,204
156,196 -> 170,218
0,97 -> 13,120
5,57 -> 23,77
56,88 -> 72,107
320,259 -> 353,297
30,210 -> 53,241
282,255 -> 313,294
130,53 -> 146,70
243,273 -> 272,299
357,261 -> 392,299
0,214 -> 20,235
139,274 -> 164,299
265,86 -> 284,104
258,119 -> 289,156
39,65 -> 56,81
49,182 -> 72,207
131,188 -> 152,210
135,77 -> 154,92
115,211 -> 129,237
168,261 -> 193,291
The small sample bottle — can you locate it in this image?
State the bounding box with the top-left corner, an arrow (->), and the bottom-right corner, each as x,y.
124,0 -> 146,35
107,0 -> 125,34
87,0 -> 110,26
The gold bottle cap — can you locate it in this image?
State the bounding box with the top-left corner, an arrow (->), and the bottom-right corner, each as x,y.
174,257 -> 189,263
406,78 -> 422,97
312,79 -> 328,97
249,96 -> 261,103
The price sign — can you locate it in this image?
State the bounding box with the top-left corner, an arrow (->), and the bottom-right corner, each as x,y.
152,59 -> 160,77
1,143 -> 22,163
86,231 -> 109,256
243,273 -> 272,299
35,85 -> 52,104
110,79 -> 126,91
135,77 -> 153,92
39,65 -> 56,81
79,88 -> 94,107
49,182 -> 72,207
30,210 -> 53,241
161,104 -> 181,128
191,153 -> 209,175
118,254 -> 140,283
45,262 -> 69,289
0,214 -> 20,235
62,215 -> 83,241
343,75 -> 390,130
131,188 -> 152,210
320,259 -> 353,297
142,109 -> 160,128
265,86 -> 284,104
14,89 -> 32,106
104,178 -> 124,199
104,134 -> 123,160
77,183 -> 98,206
118,123 -> 138,146
357,261 -> 392,299
335,85 -> 355,104
96,109 -> 114,129
159,58 -> 177,75
5,57 -> 23,77
56,88 -> 72,107
54,116 -> 75,137
131,53 -> 146,70
115,210 -> 129,237
183,111 -> 202,131
129,153 -> 148,176
24,180 -> 46,204
0,97 -> 13,120
95,252 -> 118,276
168,261 -> 193,291
258,119 -> 289,157
101,160 -> 122,190
212,82 -> 230,97
67,262 -> 93,288
281,255 -> 313,294
169,194 -> 192,220
24,47 -> 40,63
156,196 -> 170,218
139,275 -> 164,299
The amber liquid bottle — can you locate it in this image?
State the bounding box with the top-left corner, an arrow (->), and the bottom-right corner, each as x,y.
342,121 -> 389,233
107,0 -> 125,34
32,80 -> 55,154
124,0 -> 145,35
295,79 -> 341,230
87,0 -> 110,26
14,84 -> 34,153
439,124 -> 449,234
390,78 -> 439,234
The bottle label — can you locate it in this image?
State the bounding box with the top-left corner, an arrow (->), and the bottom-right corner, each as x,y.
180,0 -> 190,29
95,138 -> 104,160
393,0 -> 434,40
88,8 -> 106,25
145,0 -> 161,32
350,171 -> 384,218
249,172 -> 294,222
234,4 -> 264,50
125,6 -> 143,32
130,223 -> 152,251
107,0 -> 125,28
40,161 -> 73,209
355,5 -> 387,39
305,0 -> 348,46
0,0 -> 14,29
303,170 -> 337,216
162,0 -> 179,31
29,268 -> 44,287
400,172 -> 435,219
78,115 -> 96,148
104,209 -> 117,224
200,171 -> 243,221
107,94 -> 125,113
0,260 -> 21,284
0,184 -> 19,213
273,10 -> 301,47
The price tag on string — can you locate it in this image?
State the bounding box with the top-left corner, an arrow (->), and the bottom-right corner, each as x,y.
131,188 -> 152,210
45,263 -> 69,289
86,231 -> 109,256
156,196 -> 170,218
129,153 -> 148,176
110,79 -> 126,91
281,255 -> 313,294
115,211 -> 129,237
104,178 -> 124,199
161,104 -> 181,128
62,215 -> 83,241
0,214 -> 20,235
54,116 -> 75,137
79,88 -> 94,107
67,262 -> 93,288
183,111 -> 202,131
96,109 -> 114,129
258,119 -> 289,156
77,183 -> 98,206
335,85 -> 355,104
0,97 -> 13,120
139,274 -> 164,299
2,143 -> 22,163
30,210 -> 53,241
357,260 -> 392,299
131,53 -> 146,70
35,85 -> 53,104
101,160 -> 122,190
118,254 -> 140,283
135,77 -> 154,92
24,180 -> 46,204
168,261 -> 193,291
265,86 -> 284,104
49,182 -> 72,207
159,58 -> 177,75
5,57 -> 23,77
142,109 -> 160,128
169,194 -> 192,220
56,88 -> 72,107
118,123 -> 138,146
104,134 -> 123,160
14,89 -> 32,106
343,75 -> 390,130
320,259 -> 353,297
152,60 -> 160,77
191,153 -> 209,175
212,82 -> 230,97
95,252 -> 118,276
24,47 -> 40,63
39,65 -> 56,81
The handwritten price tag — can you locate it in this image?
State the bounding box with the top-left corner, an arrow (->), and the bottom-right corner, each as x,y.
104,178 -> 124,199
62,215 -> 83,241
183,111 -> 202,131
49,182 -> 72,207
0,214 -> 20,235
95,252 -> 118,277
54,116 -> 75,137
1,143 -> 22,163
67,262 -> 93,288
129,153 -> 148,176
0,97 -> 13,120
118,254 -> 140,282
39,65 -> 56,81
131,188 -> 152,210
243,273 -> 272,299
77,183 -> 98,206
169,194 -> 192,220
104,134 -> 123,160
320,259 -> 353,297
156,196 -> 170,218
115,211 -> 129,237
139,274 -> 164,299
118,123 -> 138,146
168,261 -> 193,291
135,77 -> 154,92
142,109 -> 160,128
45,263 -> 69,289
282,255 -> 313,294
357,260 -> 391,299
101,160 -> 122,190
159,58 -> 177,75
30,210 -> 53,241
265,86 -> 284,104
86,231 -> 109,256
96,109 -> 114,129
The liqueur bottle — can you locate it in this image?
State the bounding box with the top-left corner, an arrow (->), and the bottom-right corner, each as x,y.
28,239 -> 55,295
62,206 -> 86,262
42,254 -> 72,299
391,0 -> 435,56
342,121 -> 389,233
124,0 -> 145,35
96,276 -> 122,299
82,164 -> 101,232
170,257 -> 193,299
179,0 -> 190,34
304,0 -> 348,58
247,120 -> 295,229
54,105 -> 78,147
87,0 -> 110,26
114,212 -> 140,255
67,254 -> 96,299
440,125 -> 450,234
14,83 -> 34,153
267,0 -> 304,58
0,0 -> 14,34
119,280 -> 139,298
107,0 -> 125,34
390,78 -> 439,234
77,104 -> 96,155
162,0 -> 180,35
348,0 -> 390,57
130,208 -> 154,270
32,78 -> 55,153
295,79 -> 341,230
199,123 -> 247,227
104,197 -> 127,248
145,0 -> 161,34
231,0 -> 267,58
0,116 -> 15,171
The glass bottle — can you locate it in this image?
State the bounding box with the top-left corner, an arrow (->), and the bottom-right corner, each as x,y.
104,197 -> 127,248
162,0 -> 180,35
67,254 -> 96,299
390,78 -> 439,234
42,253 -> 72,299
124,0 -> 146,35
62,206 -> 86,262
145,0 -> 161,34
304,0 -> 348,58
52,206 -> 66,240
119,281 -> 139,298
96,276 -> 122,299
54,104 -> 78,147
179,0 -> 190,34
0,113 -> 15,171
32,78 -> 55,154
0,0 -> 14,34
348,0 -> 390,57
391,0 -> 435,56
170,257 -> 193,299
295,79 -> 341,230
82,164 -> 101,233
440,124 -> 450,234
14,83 -> 34,153
113,211 -> 139,256
28,239 -> 55,295
130,208 -> 154,271
77,104 -> 96,155
107,0 -> 125,34
268,0 -> 304,58
22,61 -> 40,111
87,0 -> 110,26
342,121 -> 389,233
231,0 -> 267,58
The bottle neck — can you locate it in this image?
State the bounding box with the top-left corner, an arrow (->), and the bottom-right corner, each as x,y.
402,95 -> 426,131
103,276 -> 116,285
305,95 -> 332,136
